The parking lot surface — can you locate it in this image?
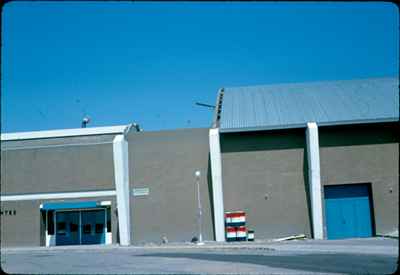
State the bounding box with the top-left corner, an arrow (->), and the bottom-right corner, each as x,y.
1,237 -> 398,274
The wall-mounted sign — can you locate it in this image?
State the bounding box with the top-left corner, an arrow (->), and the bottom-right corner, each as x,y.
0,210 -> 16,216
132,187 -> 149,197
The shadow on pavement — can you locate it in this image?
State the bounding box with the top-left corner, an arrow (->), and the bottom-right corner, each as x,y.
138,252 -> 398,274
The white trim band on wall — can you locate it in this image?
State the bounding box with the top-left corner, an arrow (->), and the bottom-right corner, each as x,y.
113,134 -> 131,246
3,141 -> 113,151
1,190 -> 116,202
209,128 -> 226,242
306,122 -> 324,240
1,125 -> 128,141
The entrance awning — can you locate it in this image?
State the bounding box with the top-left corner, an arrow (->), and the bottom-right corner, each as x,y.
40,201 -> 100,210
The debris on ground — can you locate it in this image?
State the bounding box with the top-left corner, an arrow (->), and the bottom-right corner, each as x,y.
191,236 -> 198,243
161,236 -> 168,244
273,234 -> 307,242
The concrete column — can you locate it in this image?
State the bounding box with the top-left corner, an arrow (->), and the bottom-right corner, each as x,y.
306,122 -> 324,239
209,128 -> 226,242
113,134 -> 131,245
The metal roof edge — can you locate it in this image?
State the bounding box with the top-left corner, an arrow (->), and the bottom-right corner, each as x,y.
317,117 -> 399,128
220,117 -> 398,133
222,76 -> 398,92
212,88 -> 225,128
1,125 -> 129,141
219,123 -> 307,133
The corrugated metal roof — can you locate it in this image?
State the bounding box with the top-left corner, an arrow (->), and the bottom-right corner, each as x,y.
219,77 -> 399,133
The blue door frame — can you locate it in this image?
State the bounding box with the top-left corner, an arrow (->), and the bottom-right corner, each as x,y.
324,183 -> 374,240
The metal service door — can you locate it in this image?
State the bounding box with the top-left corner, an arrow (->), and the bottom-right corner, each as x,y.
81,209 -> 106,245
55,211 -> 80,245
324,184 -> 373,240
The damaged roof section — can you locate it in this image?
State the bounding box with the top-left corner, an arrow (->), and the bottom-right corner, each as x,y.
218,77 -> 399,133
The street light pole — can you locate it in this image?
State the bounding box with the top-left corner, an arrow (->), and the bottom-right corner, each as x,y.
195,170 -> 204,245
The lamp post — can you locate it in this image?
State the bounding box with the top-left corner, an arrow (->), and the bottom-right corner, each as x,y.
195,170 -> 204,245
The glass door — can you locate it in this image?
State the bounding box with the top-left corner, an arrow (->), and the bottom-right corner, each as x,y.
55,211 -> 80,245
81,209 -> 106,245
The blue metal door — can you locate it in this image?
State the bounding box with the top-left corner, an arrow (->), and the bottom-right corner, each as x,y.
81,209 -> 106,245
55,211 -> 80,245
324,184 -> 373,239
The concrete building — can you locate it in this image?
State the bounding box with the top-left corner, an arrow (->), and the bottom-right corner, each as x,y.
213,77 -> 399,240
1,77 -> 398,247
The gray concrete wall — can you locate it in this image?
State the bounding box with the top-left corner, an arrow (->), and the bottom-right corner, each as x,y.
127,128 -> 214,244
2,122 -> 396,246
0,196 -> 118,248
220,122 -> 398,240
1,135 -> 116,195
220,129 -> 312,240
319,122 -> 399,237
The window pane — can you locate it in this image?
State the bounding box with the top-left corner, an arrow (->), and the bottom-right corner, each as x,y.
70,223 -> 78,232
95,223 -> 104,234
48,210 -> 54,235
57,222 -> 66,235
106,207 -> 111,233
83,224 -> 91,234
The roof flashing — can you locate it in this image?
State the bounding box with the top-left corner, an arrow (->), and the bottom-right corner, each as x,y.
1,125 -> 131,141
219,117 -> 398,134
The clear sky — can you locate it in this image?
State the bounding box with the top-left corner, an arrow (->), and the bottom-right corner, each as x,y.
1,2 -> 398,133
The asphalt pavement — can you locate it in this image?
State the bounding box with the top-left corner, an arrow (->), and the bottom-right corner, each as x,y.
1,237 -> 398,274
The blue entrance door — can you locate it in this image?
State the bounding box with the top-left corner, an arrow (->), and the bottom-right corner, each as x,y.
81,209 -> 106,245
55,211 -> 80,245
324,184 -> 373,239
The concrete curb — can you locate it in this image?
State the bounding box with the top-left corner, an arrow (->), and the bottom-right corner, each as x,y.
3,237 -> 396,253
2,241 -> 280,253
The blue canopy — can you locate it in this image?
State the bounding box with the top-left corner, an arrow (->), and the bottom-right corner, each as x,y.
41,201 -> 99,210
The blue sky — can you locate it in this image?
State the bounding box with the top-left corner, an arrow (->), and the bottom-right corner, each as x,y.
1,2 -> 398,133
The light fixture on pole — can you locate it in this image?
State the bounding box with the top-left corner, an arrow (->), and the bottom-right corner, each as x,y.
195,170 -> 204,245
81,116 -> 90,128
